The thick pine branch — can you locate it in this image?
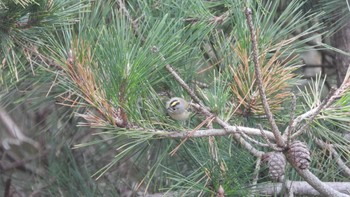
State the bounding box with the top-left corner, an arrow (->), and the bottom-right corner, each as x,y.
244,8 -> 285,147
255,181 -> 350,196
244,6 -> 350,197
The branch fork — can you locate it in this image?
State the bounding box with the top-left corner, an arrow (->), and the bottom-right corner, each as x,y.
113,4 -> 350,196
244,7 -> 350,197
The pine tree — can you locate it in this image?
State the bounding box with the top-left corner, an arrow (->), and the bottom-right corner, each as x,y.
1,0 -> 350,196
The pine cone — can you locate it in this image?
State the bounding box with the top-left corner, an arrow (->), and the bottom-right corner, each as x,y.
287,141 -> 311,170
262,152 -> 286,181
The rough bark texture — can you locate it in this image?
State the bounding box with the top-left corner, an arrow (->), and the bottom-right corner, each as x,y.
332,19 -> 350,86
293,168 -> 350,197
256,181 -> 350,196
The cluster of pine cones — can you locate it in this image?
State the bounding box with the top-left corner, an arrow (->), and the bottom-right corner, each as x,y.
262,141 -> 311,181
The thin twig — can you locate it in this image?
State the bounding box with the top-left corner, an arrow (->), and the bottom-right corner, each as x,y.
165,64 -> 202,104
0,148 -> 45,177
315,139 -> 350,178
191,103 -> 264,157
284,67 -> 350,140
210,10 -> 230,25
286,93 -> 297,146
250,156 -> 262,197
0,107 -> 39,149
169,115 -> 215,156
208,136 -> 219,162
184,10 -> 230,25
324,67 -> 350,109
291,88 -> 336,139
258,124 -> 282,151
214,121 -> 265,156
191,80 -> 210,88
151,46 -> 202,104
239,130 -> 270,147
192,103 -> 264,157
244,7 -> 284,147
117,0 -> 145,41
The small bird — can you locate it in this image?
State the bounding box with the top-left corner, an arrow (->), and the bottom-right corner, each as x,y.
166,97 -> 191,120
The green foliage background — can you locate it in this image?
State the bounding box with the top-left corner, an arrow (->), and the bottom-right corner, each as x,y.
1,0 -> 350,196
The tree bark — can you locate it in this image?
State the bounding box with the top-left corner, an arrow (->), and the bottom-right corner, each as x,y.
255,181 -> 350,196
332,19 -> 350,86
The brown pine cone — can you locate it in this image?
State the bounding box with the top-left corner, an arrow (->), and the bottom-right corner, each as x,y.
262,152 -> 286,181
287,140 -> 311,170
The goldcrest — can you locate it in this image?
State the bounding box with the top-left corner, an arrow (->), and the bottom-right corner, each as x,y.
166,97 -> 191,120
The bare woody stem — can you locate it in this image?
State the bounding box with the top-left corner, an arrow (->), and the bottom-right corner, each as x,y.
292,168 -> 350,197
166,127 -> 275,139
191,103 -> 264,157
291,88 -> 336,139
244,8 -> 284,147
117,0 -> 144,41
283,67 -> 350,139
164,64 -> 202,104
151,46 -> 202,104
258,124 -> 282,151
286,93 -> 296,146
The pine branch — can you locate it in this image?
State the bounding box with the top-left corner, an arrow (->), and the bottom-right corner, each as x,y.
250,156 -> 262,197
286,93 -> 297,146
244,7 -> 285,147
166,127 -> 275,139
239,130 -> 270,148
152,45 -> 264,157
315,139 -> 350,178
291,168 -> 350,197
245,6 -> 350,197
190,103 -> 264,157
133,181 -> 350,196
258,124 -> 282,151
290,87 -> 336,139
117,0 -> 144,41
169,116 -> 215,156
255,181 -> 350,196
283,66 -> 350,139
151,46 -> 202,104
